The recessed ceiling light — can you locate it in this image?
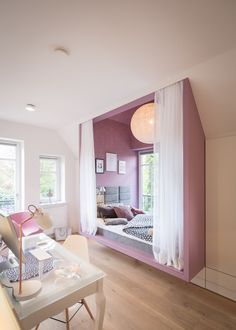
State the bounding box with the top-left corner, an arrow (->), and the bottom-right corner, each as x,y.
54,47 -> 70,56
25,104 -> 36,112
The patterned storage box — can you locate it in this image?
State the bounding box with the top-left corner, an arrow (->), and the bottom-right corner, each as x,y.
6,251 -> 53,282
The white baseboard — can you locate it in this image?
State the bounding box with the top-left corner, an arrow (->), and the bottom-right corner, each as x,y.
191,268 -> 205,288
191,267 -> 236,301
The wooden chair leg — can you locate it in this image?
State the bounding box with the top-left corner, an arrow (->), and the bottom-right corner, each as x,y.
35,324 -> 40,330
65,308 -> 70,330
82,298 -> 94,320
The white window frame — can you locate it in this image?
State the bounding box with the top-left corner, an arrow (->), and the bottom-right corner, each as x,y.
138,149 -> 154,212
0,138 -> 24,212
39,155 -> 65,205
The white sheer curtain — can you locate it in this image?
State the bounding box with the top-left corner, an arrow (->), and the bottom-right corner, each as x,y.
79,120 -> 97,235
153,81 -> 184,270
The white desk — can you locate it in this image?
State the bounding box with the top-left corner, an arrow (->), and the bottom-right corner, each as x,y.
1,234 -> 106,330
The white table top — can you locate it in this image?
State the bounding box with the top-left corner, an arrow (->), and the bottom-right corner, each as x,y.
1,234 -> 105,321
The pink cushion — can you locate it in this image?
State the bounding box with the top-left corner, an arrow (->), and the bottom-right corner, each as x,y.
114,206 -> 134,221
131,207 -> 145,216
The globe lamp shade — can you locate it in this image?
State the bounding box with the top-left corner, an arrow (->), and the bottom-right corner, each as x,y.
130,103 -> 155,144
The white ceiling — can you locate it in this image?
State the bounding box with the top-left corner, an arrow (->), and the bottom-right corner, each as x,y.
0,0 -> 236,139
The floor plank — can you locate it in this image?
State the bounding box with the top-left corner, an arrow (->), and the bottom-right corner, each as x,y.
37,240 -> 236,330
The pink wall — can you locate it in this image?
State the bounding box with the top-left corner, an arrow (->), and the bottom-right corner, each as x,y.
94,119 -> 139,207
131,134 -> 153,150
183,78 -> 205,280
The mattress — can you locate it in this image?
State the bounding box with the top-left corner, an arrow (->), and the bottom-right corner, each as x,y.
96,218 -> 153,255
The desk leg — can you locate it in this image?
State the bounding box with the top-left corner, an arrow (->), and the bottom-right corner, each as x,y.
95,279 -> 105,330
65,308 -> 70,330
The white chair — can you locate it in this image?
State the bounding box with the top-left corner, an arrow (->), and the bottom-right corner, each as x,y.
63,235 -> 90,262
50,235 -> 94,330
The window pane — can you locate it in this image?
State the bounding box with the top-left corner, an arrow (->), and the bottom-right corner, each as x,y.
40,158 -> 56,172
142,165 -> 153,195
141,153 -> 154,165
142,195 -> 153,213
142,165 -> 153,212
40,171 -> 57,202
0,158 -> 16,213
140,151 -> 154,213
40,157 -> 60,203
0,144 -> 16,160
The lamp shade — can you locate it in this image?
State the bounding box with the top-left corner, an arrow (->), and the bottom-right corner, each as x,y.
0,205 -> 52,302
130,103 -> 155,144
99,187 -> 106,193
28,205 -> 52,230
35,211 -> 52,230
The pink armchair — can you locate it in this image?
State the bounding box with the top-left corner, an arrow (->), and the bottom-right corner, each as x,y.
10,211 -> 43,237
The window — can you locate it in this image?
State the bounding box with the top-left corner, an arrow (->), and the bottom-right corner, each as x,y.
139,151 -> 154,213
40,156 -> 63,204
0,140 -> 22,213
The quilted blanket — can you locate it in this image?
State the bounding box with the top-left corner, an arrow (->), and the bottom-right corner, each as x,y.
122,214 -> 153,242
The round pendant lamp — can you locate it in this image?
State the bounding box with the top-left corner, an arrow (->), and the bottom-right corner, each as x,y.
130,102 -> 155,144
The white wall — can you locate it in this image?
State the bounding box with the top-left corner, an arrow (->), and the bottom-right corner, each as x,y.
0,119 -> 78,233
206,136 -> 236,277
192,135 -> 236,301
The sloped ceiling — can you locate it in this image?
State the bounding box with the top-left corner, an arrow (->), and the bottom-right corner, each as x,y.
0,0 -> 236,139
106,107 -> 137,126
185,47 -> 236,139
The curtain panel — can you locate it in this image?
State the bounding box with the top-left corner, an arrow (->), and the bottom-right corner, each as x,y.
79,120 -> 97,235
153,81 -> 184,270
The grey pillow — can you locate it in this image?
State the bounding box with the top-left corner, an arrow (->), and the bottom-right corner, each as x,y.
97,205 -> 117,218
104,218 -> 128,226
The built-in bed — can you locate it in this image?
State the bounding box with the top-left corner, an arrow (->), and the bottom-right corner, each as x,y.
96,186 -> 153,255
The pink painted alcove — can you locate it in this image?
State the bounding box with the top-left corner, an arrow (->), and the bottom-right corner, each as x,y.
80,78 -> 205,282
183,78 -> 205,281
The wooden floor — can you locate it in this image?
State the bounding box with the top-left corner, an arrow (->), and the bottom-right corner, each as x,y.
39,239 -> 236,330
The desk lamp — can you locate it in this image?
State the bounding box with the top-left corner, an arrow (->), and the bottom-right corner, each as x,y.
0,205 -> 52,301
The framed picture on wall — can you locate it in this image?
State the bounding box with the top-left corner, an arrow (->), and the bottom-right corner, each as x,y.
95,158 -> 104,174
118,160 -> 126,174
106,153 -> 117,172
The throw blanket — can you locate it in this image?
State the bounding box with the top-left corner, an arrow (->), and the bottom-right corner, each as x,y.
123,214 -> 153,242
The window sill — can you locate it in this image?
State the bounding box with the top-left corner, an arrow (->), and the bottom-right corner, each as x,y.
40,201 -> 67,209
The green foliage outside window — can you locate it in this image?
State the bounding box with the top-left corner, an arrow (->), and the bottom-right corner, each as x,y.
140,153 -> 155,213
40,158 -> 58,202
0,145 -> 17,212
